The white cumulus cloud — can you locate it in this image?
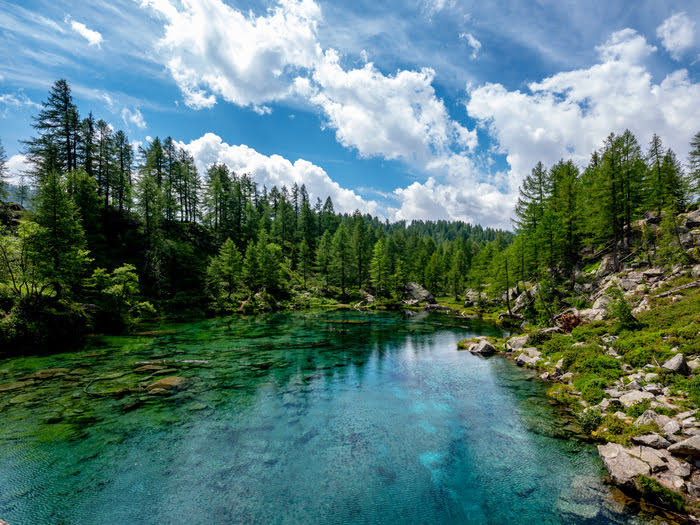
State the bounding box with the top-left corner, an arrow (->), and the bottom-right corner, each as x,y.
465,28 -> 700,197
181,132 -> 378,216
657,12 -> 695,61
65,16 -> 103,47
6,154 -> 30,185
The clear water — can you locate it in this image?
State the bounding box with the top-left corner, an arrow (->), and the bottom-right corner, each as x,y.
0,311 -> 655,524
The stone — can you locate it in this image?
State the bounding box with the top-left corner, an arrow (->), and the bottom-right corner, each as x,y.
0,381 -> 33,392
688,358 -> 700,371
596,255 -> 617,278
555,359 -> 564,376
468,340 -> 495,357
628,445 -> 667,472
515,353 -> 539,367
663,421 -> 681,435
507,335 -> 529,351
642,383 -> 663,395
592,295 -> 612,311
522,347 -> 541,359
404,282 -> 436,304
597,443 -> 650,489
619,391 -> 654,409
560,372 -> 574,383
635,410 -> 671,428
134,365 -> 165,373
630,433 -> 671,449
145,376 -> 187,392
662,353 -> 689,375
26,368 -> 70,379
668,436 -> 700,458
539,372 -> 550,380
644,372 -> 659,382
579,308 -> 607,322
656,473 -> 685,492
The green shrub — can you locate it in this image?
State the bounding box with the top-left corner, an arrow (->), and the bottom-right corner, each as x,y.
526,331 -> 553,346
626,399 -> 652,419
579,378 -> 607,404
636,475 -> 685,513
577,409 -> 602,434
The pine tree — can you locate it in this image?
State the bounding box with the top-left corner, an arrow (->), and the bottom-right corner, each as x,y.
23,79 -> 79,179
690,131 -> 700,196
332,223 -> 351,296
315,231 -> 332,287
32,169 -> 89,297
370,237 -> 390,298
0,138 -> 8,199
207,238 -> 242,303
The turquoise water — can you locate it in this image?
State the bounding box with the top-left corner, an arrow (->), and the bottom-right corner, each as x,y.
0,311 -> 651,524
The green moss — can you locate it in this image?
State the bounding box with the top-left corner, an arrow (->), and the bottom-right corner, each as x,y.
636,475 -> 686,513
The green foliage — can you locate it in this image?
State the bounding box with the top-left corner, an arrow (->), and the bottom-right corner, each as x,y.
206,238 -> 243,309
636,475 -> 686,513
579,378 -> 607,404
605,285 -> 639,329
626,399 -> 652,419
576,409 -> 602,434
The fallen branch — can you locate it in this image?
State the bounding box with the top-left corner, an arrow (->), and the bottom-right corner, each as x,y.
656,280 -> 700,298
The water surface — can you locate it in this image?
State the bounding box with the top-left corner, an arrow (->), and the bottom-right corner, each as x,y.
0,311 -> 653,524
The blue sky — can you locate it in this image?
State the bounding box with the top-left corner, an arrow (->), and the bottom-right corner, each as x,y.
1,0 -> 699,228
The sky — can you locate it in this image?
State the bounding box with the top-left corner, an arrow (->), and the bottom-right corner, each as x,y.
1,0 -> 699,229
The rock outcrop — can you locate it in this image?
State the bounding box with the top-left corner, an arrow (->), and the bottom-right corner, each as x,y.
468,340 -> 496,357
405,282 -> 436,304
597,443 -> 650,489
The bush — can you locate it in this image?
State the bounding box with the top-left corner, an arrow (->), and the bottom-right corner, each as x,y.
636,475 -> 685,513
626,399 -> 652,419
526,331 -> 553,347
577,409 -> 602,434
580,378 -> 607,404
606,286 -> 639,330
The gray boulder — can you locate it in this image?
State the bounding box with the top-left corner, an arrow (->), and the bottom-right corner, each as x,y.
507,335 -> 529,351
631,433 -> 671,449
597,443 -> 650,489
512,284 -> 540,313
662,353 -> 689,375
515,353 -> 540,367
668,435 -> 700,458
619,390 -> 654,409
405,282 -> 435,304
468,340 -> 495,357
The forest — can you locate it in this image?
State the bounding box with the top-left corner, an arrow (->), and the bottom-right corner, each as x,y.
0,79 -> 699,349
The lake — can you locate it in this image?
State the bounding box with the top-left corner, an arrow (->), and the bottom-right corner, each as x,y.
0,311 -> 655,524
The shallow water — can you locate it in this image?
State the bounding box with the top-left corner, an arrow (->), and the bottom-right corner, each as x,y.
0,311 -> 655,524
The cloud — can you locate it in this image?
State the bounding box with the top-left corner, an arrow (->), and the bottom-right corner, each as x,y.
464,28 -> 700,203
141,0 -> 322,109
121,107 -> 147,129
657,12 -> 695,61
310,50 -> 477,163
0,92 -> 41,116
6,154 -> 30,185
141,0 -> 476,167
181,132 -> 378,215
65,16 -> 103,47
459,32 -> 481,59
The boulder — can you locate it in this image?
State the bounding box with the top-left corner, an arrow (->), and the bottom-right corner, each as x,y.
507,335 -> 529,351
631,433 -> 671,449
522,347 -> 541,359
628,446 -> 667,472
145,376 -> 187,392
619,390 -> 654,409
579,308 -> 607,321
597,443 -> 650,489
663,421 -> 681,435
596,255 -> 617,278
591,295 -> 612,311
668,436 -> 700,458
515,353 -> 539,367
405,282 -> 435,304
512,284 -> 540,313
560,372 -> 574,383
662,354 -> 689,375
468,340 -> 496,357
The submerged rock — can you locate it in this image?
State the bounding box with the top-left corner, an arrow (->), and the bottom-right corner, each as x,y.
0,381 -> 33,392
145,376 -> 187,392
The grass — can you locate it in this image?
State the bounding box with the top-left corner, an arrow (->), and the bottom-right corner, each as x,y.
636,475 -> 686,513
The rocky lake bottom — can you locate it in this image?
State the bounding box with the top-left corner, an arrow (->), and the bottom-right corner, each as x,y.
0,311 -> 671,524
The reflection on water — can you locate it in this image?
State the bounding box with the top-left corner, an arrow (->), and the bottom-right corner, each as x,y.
0,311 -> 655,524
